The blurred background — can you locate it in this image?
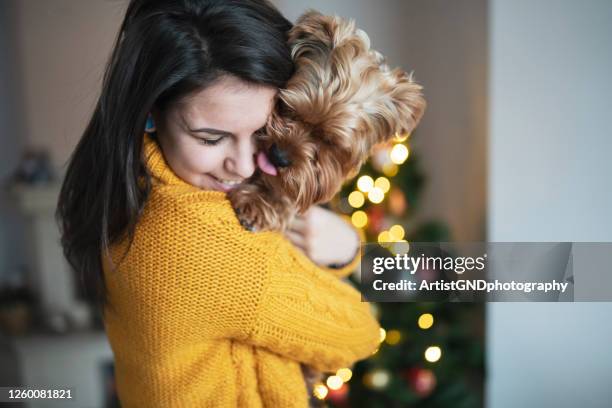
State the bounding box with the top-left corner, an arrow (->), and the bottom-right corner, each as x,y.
0,0 -> 610,407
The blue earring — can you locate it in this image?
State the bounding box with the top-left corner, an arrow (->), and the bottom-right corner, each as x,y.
145,113 -> 156,133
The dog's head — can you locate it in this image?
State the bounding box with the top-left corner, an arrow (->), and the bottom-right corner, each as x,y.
258,11 -> 426,213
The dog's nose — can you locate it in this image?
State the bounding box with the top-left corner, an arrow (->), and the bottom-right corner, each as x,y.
268,143 -> 292,168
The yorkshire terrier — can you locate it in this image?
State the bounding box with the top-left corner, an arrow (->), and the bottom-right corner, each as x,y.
229,10 -> 425,233
229,11 -> 426,401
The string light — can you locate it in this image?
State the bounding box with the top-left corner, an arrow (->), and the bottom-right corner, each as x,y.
385,329 -> 402,345
382,163 -> 399,177
351,211 -> 368,228
390,240 -> 409,255
377,231 -> 391,244
336,368 -> 353,382
348,191 -> 365,208
368,369 -> 390,389
326,375 -> 343,390
357,175 -> 374,192
424,346 -> 442,363
368,187 -> 385,203
343,131 -> 422,390
313,383 -> 328,399
418,313 -> 434,330
364,370 -> 390,389
390,143 -> 409,164
389,224 -> 405,240
374,177 -> 391,193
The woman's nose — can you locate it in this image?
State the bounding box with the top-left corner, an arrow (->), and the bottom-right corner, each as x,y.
226,138 -> 256,179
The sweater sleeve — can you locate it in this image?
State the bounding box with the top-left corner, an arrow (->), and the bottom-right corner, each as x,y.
246,238 -> 381,373
174,198 -> 380,373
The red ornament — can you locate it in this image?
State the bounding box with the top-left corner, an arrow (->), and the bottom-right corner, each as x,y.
403,367 -> 436,397
366,206 -> 385,234
327,383 -> 349,407
388,188 -> 407,216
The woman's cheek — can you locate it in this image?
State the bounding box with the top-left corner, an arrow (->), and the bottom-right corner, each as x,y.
190,146 -> 224,174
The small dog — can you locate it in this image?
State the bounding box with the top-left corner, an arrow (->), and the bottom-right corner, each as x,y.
229,10 -> 425,233
230,11 -> 426,401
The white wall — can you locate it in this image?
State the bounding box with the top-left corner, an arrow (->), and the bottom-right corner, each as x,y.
488,0 -> 612,407
11,0 -> 126,172
273,0 -> 487,242
0,1 -> 28,282
0,0 -> 126,284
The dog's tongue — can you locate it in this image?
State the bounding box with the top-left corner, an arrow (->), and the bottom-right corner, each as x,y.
257,151 -> 278,176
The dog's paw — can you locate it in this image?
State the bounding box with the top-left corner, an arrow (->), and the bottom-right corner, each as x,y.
233,207 -> 256,232
231,195 -> 273,232
229,185 -> 290,232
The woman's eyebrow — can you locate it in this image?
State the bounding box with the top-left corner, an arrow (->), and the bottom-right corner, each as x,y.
190,125 -> 267,136
189,127 -> 234,137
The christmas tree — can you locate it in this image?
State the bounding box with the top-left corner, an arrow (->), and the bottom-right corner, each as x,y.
317,133 -> 485,407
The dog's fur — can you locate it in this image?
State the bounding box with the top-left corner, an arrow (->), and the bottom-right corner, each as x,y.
229,10 -> 426,232
228,11 -> 426,399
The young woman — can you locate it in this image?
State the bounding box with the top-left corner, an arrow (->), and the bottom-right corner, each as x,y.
56,1 -> 380,406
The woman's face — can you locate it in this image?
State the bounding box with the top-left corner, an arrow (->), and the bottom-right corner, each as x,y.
153,75 -> 277,192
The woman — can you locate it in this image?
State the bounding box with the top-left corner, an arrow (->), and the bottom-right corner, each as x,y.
56,0 -> 380,406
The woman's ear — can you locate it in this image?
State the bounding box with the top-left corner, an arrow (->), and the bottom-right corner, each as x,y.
148,107 -> 163,133
144,113 -> 156,133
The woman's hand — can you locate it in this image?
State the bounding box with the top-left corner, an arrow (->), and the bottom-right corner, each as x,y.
285,206 -> 360,267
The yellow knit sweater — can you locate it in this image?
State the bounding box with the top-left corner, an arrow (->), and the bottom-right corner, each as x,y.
101,133 -> 381,407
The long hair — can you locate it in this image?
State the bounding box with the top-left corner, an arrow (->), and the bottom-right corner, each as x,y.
56,0 -> 294,313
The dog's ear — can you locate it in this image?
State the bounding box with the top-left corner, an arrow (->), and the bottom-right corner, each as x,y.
286,11 -> 426,148
293,146 -> 344,212
366,66 -> 426,145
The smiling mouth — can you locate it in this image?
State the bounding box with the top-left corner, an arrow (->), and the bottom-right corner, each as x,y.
210,175 -> 243,188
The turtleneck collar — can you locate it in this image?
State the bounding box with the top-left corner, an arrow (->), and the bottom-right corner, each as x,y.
141,132 -> 228,201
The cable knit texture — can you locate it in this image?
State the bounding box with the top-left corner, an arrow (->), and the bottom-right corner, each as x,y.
101,133 -> 380,407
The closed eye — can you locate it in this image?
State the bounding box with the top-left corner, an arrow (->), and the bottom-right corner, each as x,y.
195,135 -> 224,145
191,126 -> 266,146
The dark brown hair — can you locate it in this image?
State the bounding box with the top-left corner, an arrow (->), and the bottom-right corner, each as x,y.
56,0 -> 294,312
